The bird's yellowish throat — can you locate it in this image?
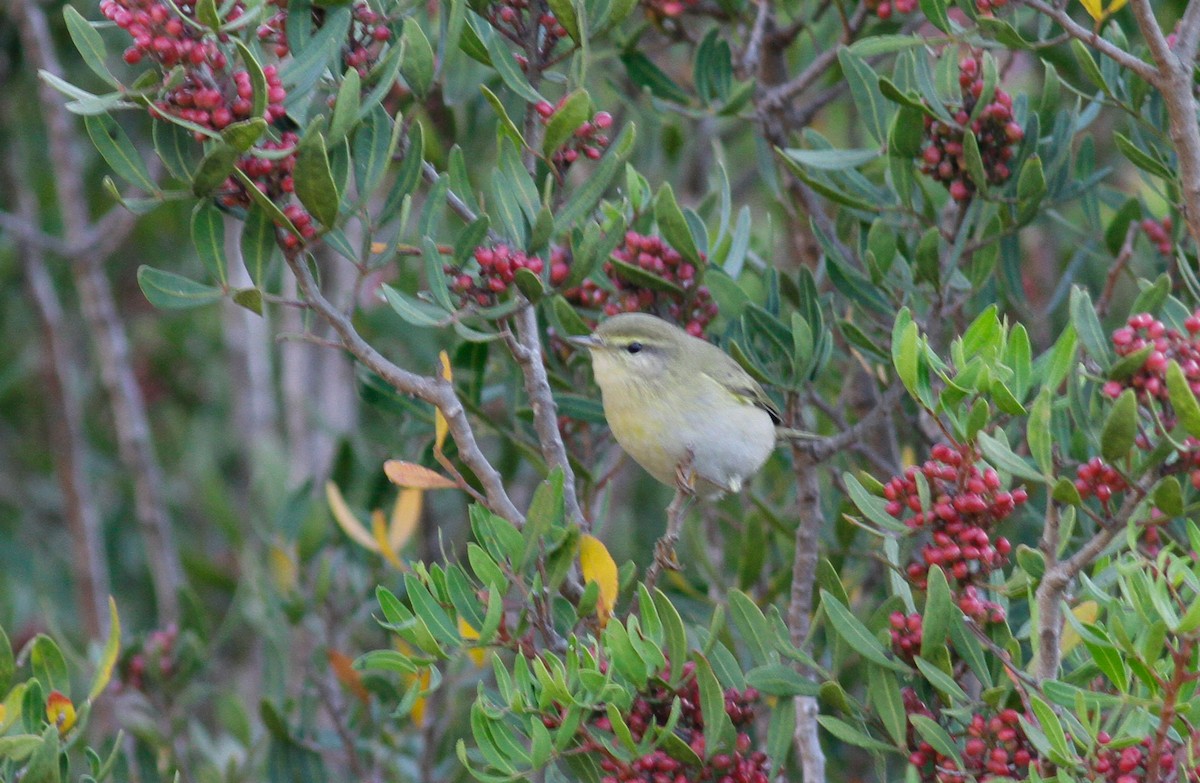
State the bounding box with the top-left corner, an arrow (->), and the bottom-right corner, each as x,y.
570,313 -> 781,499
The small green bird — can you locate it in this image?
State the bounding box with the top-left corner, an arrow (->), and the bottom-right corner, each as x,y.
569,313 -> 781,500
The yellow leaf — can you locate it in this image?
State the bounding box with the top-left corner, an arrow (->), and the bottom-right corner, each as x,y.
1078,0 -> 1104,20
269,542 -> 299,593
458,617 -> 485,668
384,459 -> 457,489
328,650 -> 370,704
372,509 -> 405,570
435,351 -> 452,452
46,691 -> 76,734
1060,600 -> 1099,655
580,535 -> 618,626
87,596 -> 121,702
411,668 -> 432,727
390,487 -> 423,553
326,481 -> 379,552
370,241 -> 388,254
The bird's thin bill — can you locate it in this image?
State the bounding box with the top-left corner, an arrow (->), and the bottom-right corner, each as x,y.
563,333 -> 602,349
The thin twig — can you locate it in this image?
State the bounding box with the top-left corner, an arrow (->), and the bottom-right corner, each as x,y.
1015,0 -> 1160,83
1096,222 -> 1138,317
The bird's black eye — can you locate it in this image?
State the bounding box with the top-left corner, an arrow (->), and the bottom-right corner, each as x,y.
625,342 -> 643,354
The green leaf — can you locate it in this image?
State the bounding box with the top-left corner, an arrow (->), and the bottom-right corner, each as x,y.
404,573 -> 459,645
1069,287 -> 1110,365
838,49 -> 888,145
543,90 -> 591,158
84,114 -> 158,192
31,635 -> 68,693
744,665 -> 819,696
819,590 -> 909,673
1028,389 -> 1053,476
554,123 -> 636,233
1029,695 -> 1071,760
977,431 -> 1045,483
919,0 -> 951,32
728,590 -> 772,665
483,31 -> 543,104
693,654 -> 734,755
328,68 -> 362,143
480,84 -> 525,150
381,284 -> 447,327
816,716 -> 897,753
1100,388 -> 1137,462
913,656 -> 967,702
867,664 -> 907,746
545,0 -> 580,41
1114,132 -> 1171,179
220,118 -> 267,152
1105,198 -> 1141,256
196,0 -> 220,29
240,205 -> 276,285
652,588 -> 688,688
1070,39 -> 1109,94
888,105 -> 924,158
401,21 -> 435,98
232,287 -> 264,315
63,7 -> 117,87
1167,360 -> 1200,438
920,566 -> 952,659
654,183 -> 701,266
619,51 -> 690,104
1016,154 -> 1045,223
192,142 -> 239,196
694,28 -> 733,104
843,472 -> 909,533
781,147 -> 880,171
234,40 -> 268,119
191,202 -> 228,285
910,715 -> 962,766
137,266 -> 223,309
385,122 -> 424,218
295,130 -> 340,228
0,625 -> 13,694
962,131 -> 989,195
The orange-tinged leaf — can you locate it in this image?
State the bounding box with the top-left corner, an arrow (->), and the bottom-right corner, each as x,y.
580,534 -> 618,626
371,241 -> 387,254
411,668 -> 432,726
372,510 -> 405,570
384,459 -> 457,489
87,596 -> 121,702
1078,0 -> 1104,20
1060,600 -> 1099,655
328,649 -> 370,704
46,690 -> 77,734
326,481 -> 379,552
435,351 -> 452,452
458,617 -> 485,667
390,487 -> 423,552
269,542 -> 299,592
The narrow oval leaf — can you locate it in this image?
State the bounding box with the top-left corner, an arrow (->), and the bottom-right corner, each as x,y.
580,535 -> 618,626
1100,388 -> 1137,462
137,266 -> 223,309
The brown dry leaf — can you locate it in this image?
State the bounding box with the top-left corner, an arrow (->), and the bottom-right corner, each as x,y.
384,459 -> 457,489
328,649 -> 370,704
580,534 -> 619,627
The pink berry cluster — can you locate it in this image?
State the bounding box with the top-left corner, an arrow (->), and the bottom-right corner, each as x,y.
903,692 -> 1040,783
888,612 -> 923,662
918,55 -> 1024,201
883,443 -> 1024,625
642,0 -> 701,17
257,0 -> 391,76
446,244 -> 570,306
1073,457 -> 1128,508
564,232 -> 717,337
486,0 -> 569,70
572,661 -> 770,783
534,100 -> 614,170
103,0 -> 237,68
211,131 -> 318,249
867,0 -> 916,21
102,0 -> 288,138
1140,216 -> 1175,256
1086,733 -> 1196,783
1102,311 -> 1200,463
119,624 -> 180,693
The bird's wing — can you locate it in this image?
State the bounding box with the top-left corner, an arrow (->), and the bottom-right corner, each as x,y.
704,358 -> 783,425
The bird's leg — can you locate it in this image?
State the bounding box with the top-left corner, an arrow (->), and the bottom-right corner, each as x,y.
645,451 -> 697,590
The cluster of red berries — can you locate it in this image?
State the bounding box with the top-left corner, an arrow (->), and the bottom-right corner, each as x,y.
103,0 -> 235,68
564,233 -> 717,337
867,0 -> 916,20
1140,216 -> 1175,256
576,661 -> 769,783
486,0 -> 569,70
534,100 -> 614,170
643,0 -> 701,17
888,612 -> 923,662
1104,311 -> 1200,422
120,624 -> 179,692
212,131 -> 317,249
446,245 -> 570,306
257,0 -> 391,76
1086,733 -> 1195,783
919,55 -> 1024,201
1073,457 -> 1129,508
883,443 -> 1023,623
903,691 -> 1040,783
